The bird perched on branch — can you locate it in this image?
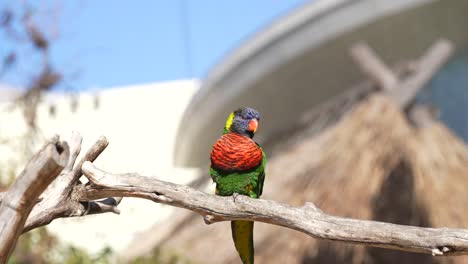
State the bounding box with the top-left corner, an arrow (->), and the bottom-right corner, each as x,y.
210,107 -> 266,264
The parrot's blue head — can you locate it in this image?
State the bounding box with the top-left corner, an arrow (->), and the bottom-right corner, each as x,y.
224,107 -> 260,138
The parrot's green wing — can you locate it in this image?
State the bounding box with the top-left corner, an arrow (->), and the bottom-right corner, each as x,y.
256,149 -> 266,197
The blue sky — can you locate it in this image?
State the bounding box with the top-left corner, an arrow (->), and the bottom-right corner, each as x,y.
1,0 -> 308,91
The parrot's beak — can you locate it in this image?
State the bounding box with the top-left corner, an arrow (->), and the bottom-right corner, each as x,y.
248,119 -> 258,133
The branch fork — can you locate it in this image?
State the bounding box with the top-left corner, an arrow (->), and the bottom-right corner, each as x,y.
23,133 -> 121,233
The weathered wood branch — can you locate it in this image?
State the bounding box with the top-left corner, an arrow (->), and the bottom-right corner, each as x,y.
3,129 -> 468,261
81,161 -> 468,257
23,134 -> 118,233
0,136 -> 69,263
0,133 -> 120,234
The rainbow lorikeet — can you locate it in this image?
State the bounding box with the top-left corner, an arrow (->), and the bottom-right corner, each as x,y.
210,107 -> 266,264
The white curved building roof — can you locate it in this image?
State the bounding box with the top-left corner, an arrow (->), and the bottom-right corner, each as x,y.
175,0 -> 468,167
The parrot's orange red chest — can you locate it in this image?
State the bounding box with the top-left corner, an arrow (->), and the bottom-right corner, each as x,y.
210,133 -> 263,172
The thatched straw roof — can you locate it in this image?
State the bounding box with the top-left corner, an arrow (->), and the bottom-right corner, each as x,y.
153,94 -> 468,263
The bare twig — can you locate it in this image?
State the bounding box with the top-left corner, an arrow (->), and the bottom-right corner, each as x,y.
64,131 -> 82,172
0,137 -> 69,262
24,134 -> 115,233
70,135 -> 109,183
81,162 -> 468,257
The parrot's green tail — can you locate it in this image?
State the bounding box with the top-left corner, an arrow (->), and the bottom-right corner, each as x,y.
231,220 -> 254,264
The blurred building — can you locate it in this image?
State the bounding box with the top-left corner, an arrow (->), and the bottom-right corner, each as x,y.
0,80 -> 200,252
174,0 -> 468,168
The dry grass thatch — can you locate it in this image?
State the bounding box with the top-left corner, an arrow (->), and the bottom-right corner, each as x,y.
157,95 -> 468,264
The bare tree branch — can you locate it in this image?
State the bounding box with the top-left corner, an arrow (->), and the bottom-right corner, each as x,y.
2,131 -> 468,261
0,137 -> 69,263
23,134 -> 116,233
0,134 -> 120,237
70,135 -> 109,183
64,131 -> 82,172
79,161 -> 468,257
